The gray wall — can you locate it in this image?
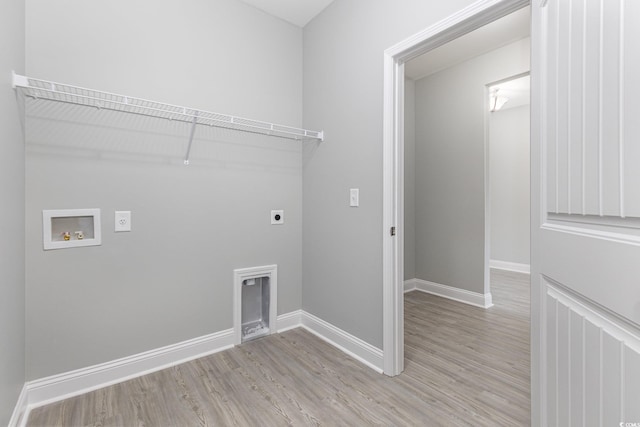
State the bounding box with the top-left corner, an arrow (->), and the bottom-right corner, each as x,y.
25,0 -> 303,380
302,0 -> 479,349
413,39 -> 530,294
0,0 -> 25,422
490,104 -> 530,265
404,79 -> 416,281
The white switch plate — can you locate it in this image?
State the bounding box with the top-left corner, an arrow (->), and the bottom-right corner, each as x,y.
350,188 -> 359,207
271,210 -> 284,225
115,211 -> 131,232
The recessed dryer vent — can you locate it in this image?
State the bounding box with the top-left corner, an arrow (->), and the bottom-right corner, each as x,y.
233,265 -> 277,344
241,277 -> 270,341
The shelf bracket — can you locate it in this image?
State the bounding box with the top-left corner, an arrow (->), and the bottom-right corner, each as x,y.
11,71 -> 29,89
184,111 -> 199,165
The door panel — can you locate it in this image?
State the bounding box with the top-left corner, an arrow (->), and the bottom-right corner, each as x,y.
544,281 -> 640,426
544,0 -> 640,218
541,230 -> 640,323
533,0 -> 640,424
624,0 -> 640,217
584,318 -> 601,426
569,310 -> 584,426
625,349 -> 640,420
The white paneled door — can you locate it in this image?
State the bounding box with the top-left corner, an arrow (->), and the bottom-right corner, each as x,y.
532,0 -> 640,425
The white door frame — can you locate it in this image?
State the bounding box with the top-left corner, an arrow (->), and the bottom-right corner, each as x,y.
381,0 -> 531,376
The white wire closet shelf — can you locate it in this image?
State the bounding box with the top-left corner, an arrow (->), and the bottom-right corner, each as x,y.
12,73 -> 324,165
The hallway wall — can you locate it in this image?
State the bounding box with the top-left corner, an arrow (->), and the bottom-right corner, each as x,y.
404,78 -> 416,281
413,39 -> 530,294
490,104 -> 530,266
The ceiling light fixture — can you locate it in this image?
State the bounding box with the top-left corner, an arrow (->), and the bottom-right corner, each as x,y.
489,89 -> 509,112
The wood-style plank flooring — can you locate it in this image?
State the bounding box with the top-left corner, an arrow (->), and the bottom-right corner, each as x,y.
27,269 -> 530,426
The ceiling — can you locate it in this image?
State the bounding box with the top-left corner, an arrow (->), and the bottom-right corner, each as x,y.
236,3 -> 529,75
238,0 -> 336,27
405,6 -> 531,81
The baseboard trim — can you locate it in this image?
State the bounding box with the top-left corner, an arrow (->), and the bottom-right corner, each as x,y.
301,311 -> 384,373
24,328 -> 235,411
490,259 -> 531,274
8,384 -> 28,427
277,310 -> 303,333
17,309 -> 383,421
403,278 -> 417,293
407,278 -> 493,309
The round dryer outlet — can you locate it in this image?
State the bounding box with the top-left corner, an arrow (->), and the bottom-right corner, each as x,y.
271,210 -> 284,225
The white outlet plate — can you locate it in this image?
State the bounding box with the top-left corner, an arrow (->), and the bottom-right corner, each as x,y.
271,210 -> 284,225
115,211 -> 131,232
350,188 -> 359,207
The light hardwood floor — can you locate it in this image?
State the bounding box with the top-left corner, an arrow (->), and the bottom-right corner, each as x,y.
26,269 -> 530,426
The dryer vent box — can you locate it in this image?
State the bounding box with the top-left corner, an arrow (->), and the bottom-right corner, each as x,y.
241,277 -> 271,342
234,265 -> 277,344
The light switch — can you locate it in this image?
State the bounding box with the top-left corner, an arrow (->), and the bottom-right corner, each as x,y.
115,211 -> 131,232
350,188 -> 359,207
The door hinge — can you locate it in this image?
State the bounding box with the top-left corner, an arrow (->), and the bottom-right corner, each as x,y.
390,226 -> 396,236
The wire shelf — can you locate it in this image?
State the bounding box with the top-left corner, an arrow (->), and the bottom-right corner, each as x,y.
13,73 -> 324,164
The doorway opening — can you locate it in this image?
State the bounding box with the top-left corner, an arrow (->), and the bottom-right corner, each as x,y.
381,0 -> 531,378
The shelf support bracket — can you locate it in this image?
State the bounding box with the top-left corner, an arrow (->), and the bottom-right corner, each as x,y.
184,111 -> 199,165
11,71 -> 29,89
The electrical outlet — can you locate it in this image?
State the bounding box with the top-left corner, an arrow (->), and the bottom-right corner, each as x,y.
115,211 -> 131,232
271,210 -> 284,225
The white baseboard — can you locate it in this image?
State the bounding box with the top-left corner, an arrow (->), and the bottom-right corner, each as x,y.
15,309 -> 383,423
301,311 -> 384,373
404,278 -> 417,293
490,259 -> 530,274
277,310 -> 303,333
24,328 -> 235,412
8,384 -> 28,427
406,278 -> 493,309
